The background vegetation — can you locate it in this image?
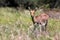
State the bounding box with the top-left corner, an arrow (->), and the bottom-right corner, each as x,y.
0,0 -> 60,40
0,7 -> 60,40
0,0 -> 60,9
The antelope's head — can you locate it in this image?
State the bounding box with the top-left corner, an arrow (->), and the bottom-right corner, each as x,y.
30,10 -> 35,17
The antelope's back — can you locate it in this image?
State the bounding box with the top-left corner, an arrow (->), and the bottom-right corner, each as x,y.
41,13 -> 49,19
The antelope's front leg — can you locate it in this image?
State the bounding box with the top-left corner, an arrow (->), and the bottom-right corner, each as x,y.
33,23 -> 38,32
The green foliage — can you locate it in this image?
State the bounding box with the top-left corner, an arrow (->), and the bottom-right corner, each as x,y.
0,0 -> 60,9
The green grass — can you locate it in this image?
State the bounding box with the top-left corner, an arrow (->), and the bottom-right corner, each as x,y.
48,19 -> 60,36
0,7 -> 60,40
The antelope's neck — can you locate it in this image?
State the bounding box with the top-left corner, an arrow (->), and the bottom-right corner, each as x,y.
30,14 -> 35,24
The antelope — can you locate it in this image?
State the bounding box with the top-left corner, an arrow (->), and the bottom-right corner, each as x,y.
30,9 -> 49,32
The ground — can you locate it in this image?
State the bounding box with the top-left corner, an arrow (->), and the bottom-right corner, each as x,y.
0,7 -> 60,40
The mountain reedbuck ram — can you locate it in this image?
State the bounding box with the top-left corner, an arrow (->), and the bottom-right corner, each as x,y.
30,9 -> 49,32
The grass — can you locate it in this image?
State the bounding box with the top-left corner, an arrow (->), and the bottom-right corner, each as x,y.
48,19 -> 60,36
0,7 -> 60,40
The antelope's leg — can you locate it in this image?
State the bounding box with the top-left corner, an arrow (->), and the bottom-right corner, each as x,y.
33,23 -> 39,32
39,24 -> 42,32
41,25 -> 45,31
41,20 -> 48,32
45,20 -> 48,31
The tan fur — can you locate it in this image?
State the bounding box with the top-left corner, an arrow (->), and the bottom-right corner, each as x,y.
30,10 -> 49,32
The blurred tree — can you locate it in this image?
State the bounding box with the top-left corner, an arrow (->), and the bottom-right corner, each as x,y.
0,0 -> 60,9
54,0 -> 60,8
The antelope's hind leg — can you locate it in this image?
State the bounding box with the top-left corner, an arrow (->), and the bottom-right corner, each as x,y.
41,20 -> 48,32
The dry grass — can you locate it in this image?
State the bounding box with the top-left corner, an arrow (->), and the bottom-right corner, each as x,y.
0,7 -> 60,40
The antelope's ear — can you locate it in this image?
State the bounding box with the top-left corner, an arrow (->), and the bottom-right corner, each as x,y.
29,8 -> 31,11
